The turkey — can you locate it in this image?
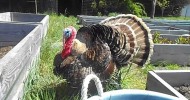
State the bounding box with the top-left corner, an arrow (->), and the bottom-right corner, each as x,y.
53,14 -> 154,89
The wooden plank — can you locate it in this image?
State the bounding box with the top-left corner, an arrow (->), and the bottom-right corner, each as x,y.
0,13 -> 49,100
151,29 -> 189,35
151,44 -> 190,66
0,22 -> 36,33
146,71 -> 189,100
0,12 -> 49,38
0,24 -> 42,100
152,34 -> 190,41
155,70 -> 190,86
0,42 -> 18,47
6,48 -> 41,100
0,36 -> 32,100
146,71 -> 178,97
0,34 -> 26,42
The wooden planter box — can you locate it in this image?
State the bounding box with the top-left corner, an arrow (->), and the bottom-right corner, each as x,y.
151,44 -> 190,66
144,19 -> 190,31
152,34 -> 190,42
151,28 -> 189,35
0,12 -> 49,37
150,25 -> 190,41
0,23 -> 43,100
146,70 -> 190,100
165,23 -> 190,31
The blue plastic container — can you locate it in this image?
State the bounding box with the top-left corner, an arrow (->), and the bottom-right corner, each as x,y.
88,89 -> 180,100
81,74 -> 181,100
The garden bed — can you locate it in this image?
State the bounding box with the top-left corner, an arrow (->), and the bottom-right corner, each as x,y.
151,44 -> 190,66
0,22 -> 43,100
151,28 -> 189,35
77,15 -> 107,25
165,23 -> 190,31
146,70 -> 190,100
0,12 -> 49,37
153,34 -> 190,42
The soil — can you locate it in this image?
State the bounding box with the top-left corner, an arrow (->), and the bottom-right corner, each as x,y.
174,84 -> 190,100
0,46 -> 13,59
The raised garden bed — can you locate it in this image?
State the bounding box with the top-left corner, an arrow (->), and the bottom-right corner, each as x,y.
0,12 -> 49,37
165,23 -> 190,31
151,28 -> 189,35
151,44 -> 190,66
77,15 -> 107,25
0,22 -> 43,100
153,34 -> 190,42
146,70 -> 190,100
144,19 -> 190,31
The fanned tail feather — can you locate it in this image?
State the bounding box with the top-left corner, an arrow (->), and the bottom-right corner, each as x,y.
100,14 -> 154,67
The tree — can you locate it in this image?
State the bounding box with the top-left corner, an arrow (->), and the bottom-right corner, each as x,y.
156,0 -> 170,17
90,0 -> 147,16
168,0 -> 189,16
151,0 -> 157,19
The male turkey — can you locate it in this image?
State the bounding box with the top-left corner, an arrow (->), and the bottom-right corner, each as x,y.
53,14 -> 154,89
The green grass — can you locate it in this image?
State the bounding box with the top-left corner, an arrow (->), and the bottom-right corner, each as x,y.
23,14 -> 189,100
23,14 -> 80,100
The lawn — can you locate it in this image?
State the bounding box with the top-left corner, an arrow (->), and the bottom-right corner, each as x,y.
23,14 -> 189,100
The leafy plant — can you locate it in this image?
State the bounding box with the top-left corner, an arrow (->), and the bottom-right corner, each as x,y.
153,32 -> 173,44
108,12 -> 120,17
157,0 -> 170,17
153,32 -> 190,44
91,0 -> 147,16
124,0 -> 147,17
175,36 -> 190,44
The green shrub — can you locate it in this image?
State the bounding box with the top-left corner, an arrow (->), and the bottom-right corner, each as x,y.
91,0 -> 147,16
124,0 -> 147,17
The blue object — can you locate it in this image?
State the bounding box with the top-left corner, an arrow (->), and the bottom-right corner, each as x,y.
88,89 -> 180,100
64,28 -> 72,39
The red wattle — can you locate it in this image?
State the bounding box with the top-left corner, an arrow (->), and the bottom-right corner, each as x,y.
61,26 -> 77,59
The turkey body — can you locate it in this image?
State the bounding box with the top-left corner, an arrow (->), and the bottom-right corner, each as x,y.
53,14 -> 154,89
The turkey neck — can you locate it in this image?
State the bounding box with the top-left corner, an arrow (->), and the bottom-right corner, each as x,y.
61,27 -> 77,59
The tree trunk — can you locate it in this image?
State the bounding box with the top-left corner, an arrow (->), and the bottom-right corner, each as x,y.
35,0 -> 38,14
161,8 -> 164,17
151,0 -> 157,19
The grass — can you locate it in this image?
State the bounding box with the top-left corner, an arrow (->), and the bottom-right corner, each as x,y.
23,14 -> 189,100
23,13 -> 80,100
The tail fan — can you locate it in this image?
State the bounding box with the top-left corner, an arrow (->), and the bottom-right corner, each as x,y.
100,14 -> 154,67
